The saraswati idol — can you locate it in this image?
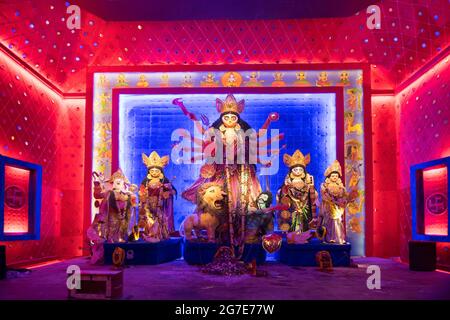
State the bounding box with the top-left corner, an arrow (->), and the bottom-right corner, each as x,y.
139,151 -> 176,241
318,160 -> 358,244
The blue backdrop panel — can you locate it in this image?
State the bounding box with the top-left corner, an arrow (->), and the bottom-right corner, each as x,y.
119,93 -> 336,231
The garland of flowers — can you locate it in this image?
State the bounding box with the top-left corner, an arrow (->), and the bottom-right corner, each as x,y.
225,166 -> 234,248
290,204 -> 309,232
236,164 -> 249,258
156,184 -> 169,239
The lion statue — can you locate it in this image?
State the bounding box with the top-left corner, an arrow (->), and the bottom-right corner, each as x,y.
180,182 -> 226,242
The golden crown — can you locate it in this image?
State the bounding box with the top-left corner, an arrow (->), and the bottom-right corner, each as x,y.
216,94 -> 245,114
107,168 -> 130,184
283,149 -> 310,168
142,151 -> 169,169
324,160 -> 342,177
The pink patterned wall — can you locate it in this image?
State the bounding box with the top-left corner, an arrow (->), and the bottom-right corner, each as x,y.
0,52 -> 85,265
0,0 -> 448,93
371,95 -> 400,257
397,55 -> 450,268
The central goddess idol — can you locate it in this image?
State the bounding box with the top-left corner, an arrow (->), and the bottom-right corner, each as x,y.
176,94 -> 283,245
182,95 -> 262,210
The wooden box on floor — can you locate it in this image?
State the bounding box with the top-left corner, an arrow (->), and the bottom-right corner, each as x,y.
68,269 -> 123,300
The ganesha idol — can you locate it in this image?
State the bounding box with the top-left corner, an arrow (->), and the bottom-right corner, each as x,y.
277,150 -> 318,233
318,160 -> 358,244
138,151 -> 176,242
89,169 -> 137,247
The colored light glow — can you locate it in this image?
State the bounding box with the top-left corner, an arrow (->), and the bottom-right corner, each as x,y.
441,147 -> 450,159
397,53 -> 450,96
423,165 -> 448,236
436,269 -> 450,275
424,166 -> 447,178
25,259 -> 63,269
0,46 -> 62,102
4,166 -> 30,234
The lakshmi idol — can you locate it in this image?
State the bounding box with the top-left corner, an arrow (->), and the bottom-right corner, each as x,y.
277,150 -> 318,232
139,151 -> 176,241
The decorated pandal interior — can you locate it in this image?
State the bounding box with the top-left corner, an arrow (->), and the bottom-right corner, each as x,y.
0,0 -> 449,302
87,94 -> 359,272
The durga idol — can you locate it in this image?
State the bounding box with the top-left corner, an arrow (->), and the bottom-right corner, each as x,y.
182,94 -> 263,213
176,94 -> 284,246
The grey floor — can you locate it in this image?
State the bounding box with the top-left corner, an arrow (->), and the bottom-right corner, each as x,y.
1,257 -> 449,300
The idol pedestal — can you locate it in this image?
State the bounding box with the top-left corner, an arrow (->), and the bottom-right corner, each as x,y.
183,240 -> 267,265
240,243 -> 267,265
104,237 -> 182,265
276,240 -> 351,267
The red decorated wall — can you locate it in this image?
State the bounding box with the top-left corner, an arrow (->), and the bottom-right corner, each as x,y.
397,55 -> 450,268
0,52 -> 85,265
0,0 -> 448,93
371,95 -> 400,257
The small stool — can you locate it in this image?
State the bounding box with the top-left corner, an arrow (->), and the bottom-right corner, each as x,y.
409,240 -> 436,271
68,269 -> 123,299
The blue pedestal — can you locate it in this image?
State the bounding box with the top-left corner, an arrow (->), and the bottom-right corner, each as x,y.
277,240 -> 351,267
104,237 -> 182,265
183,241 -> 267,265
183,241 -> 218,265
240,243 -> 267,265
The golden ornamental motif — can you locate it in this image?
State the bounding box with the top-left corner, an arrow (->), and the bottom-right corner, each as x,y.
216,94 -> 245,114
324,160 -> 343,177
283,149 -> 311,168
142,151 -> 170,169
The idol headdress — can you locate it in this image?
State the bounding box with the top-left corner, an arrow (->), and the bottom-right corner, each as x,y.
283,149 -> 311,168
216,94 -> 245,114
142,151 -> 169,170
324,160 -> 342,177
107,168 -> 130,184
